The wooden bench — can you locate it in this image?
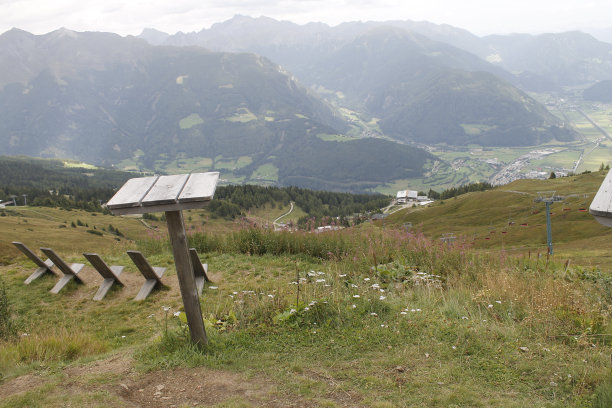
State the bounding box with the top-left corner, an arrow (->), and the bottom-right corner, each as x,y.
127,250 -> 165,301
189,248 -> 210,295
12,241 -> 57,284
83,253 -> 124,301
189,248 -> 211,295
40,248 -> 85,294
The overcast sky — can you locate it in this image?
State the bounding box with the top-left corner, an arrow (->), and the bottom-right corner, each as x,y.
2,0 -> 611,37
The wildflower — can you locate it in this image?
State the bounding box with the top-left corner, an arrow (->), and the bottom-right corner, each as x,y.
289,309 -> 297,314
162,306 -> 171,312
411,309 -> 416,312
315,279 -> 325,283
452,346 -> 457,350
488,304 -> 493,308
304,307 -> 310,311
370,312 -> 378,316
289,281 -> 298,285
173,311 -> 180,317
400,311 -> 407,315
232,291 -> 238,295
324,284 -> 331,287
353,294 -> 360,298
267,294 -> 274,298
364,278 -> 370,281
416,309 -> 421,312
339,274 -> 347,277
371,283 -> 380,289
147,314 -> 154,318
308,271 -> 316,277
379,295 -> 386,300
351,284 -> 358,288
495,300 -> 502,304
352,304 -> 357,309
317,271 -> 325,276
461,316 -> 468,320
309,301 -> 316,306
121,335 -> 126,338
209,286 -> 218,290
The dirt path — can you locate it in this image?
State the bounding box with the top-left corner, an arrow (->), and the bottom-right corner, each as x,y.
0,352 -> 324,407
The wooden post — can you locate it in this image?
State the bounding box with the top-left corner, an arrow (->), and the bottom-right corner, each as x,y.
165,210 -> 208,345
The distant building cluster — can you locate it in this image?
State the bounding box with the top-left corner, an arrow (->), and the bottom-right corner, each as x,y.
395,190 -> 430,204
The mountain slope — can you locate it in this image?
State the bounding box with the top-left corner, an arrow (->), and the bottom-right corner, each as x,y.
305,28 -> 575,146
139,18 -> 576,147
0,28 -> 434,191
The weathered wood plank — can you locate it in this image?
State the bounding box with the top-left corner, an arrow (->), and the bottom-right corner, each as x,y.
40,248 -> 84,293
179,172 -> 219,203
127,250 -> 165,301
189,248 -> 210,295
106,176 -> 159,209
140,174 -> 189,206
167,211 -> 207,345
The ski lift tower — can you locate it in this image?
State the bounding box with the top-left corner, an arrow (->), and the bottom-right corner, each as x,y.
590,169 -> 612,227
107,172 -> 219,346
534,191 -> 564,255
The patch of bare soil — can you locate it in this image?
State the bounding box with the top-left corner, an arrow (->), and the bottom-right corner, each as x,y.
0,373 -> 48,399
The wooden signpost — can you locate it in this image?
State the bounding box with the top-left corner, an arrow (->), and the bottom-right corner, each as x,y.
107,172 -> 219,346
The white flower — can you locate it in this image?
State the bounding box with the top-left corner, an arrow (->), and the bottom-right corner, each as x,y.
364,278 -> 370,281
324,284 -> 331,287
370,312 -> 378,316
339,274 -> 347,277
317,271 -> 325,275
352,304 -> 357,309
461,316 -> 468,320
304,307 -> 310,311
452,345 -> 457,350
147,314 -> 154,318
353,294 -> 360,298
233,291 -> 238,295
411,309 -> 416,312
173,311 -> 180,317
400,311 -> 407,315
209,286 -> 218,290
416,309 -> 421,312
267,294 -> 274,298
371,283 -> 380,289
379,296 -> 386,300
488,304 -> 493,308
309,301 -> 316,306
289,281 -> 298,285
289,309 -> 297,314
121,335 -> 126,338
495,300 -> 502,304
351,284 -> 358,288
162,306 -> 171,312
308,271 -> 316,277
315,279 -> 325,283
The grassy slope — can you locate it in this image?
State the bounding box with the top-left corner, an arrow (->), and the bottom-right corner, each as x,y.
386,171 -> 612,271
0,183 -> 610,407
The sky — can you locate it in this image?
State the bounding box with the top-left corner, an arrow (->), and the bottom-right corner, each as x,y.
1,0 -> 611,37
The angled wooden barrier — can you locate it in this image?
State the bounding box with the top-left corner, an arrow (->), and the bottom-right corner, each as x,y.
12,241 -> 57,284
40,248 -> 85,294
189,248 -> 210,295
127,250 -> 165,301
83,253 -> 124,301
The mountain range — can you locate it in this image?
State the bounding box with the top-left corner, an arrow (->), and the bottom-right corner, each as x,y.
2,16 -> 608,191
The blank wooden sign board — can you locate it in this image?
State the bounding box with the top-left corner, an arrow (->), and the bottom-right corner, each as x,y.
107,172 -> 219,346
590,169 -> 612,227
